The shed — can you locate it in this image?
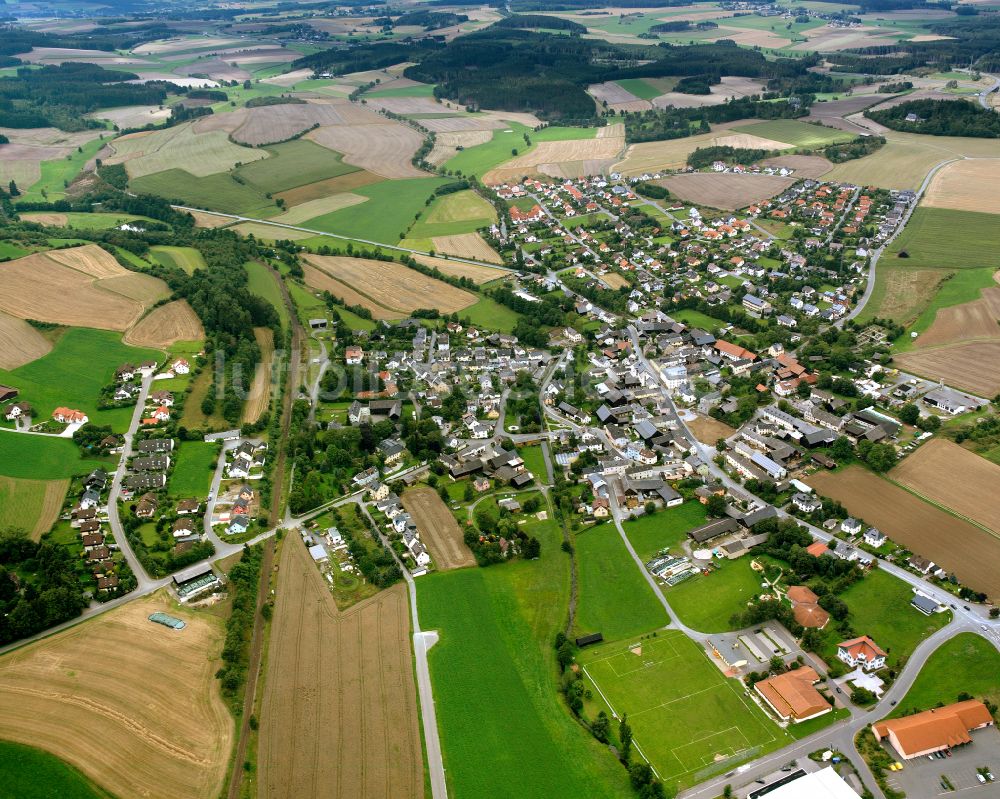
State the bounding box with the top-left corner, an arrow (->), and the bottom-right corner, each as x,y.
575,632 -> 604,648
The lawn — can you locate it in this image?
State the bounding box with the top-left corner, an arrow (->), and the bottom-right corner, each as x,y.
884,207 -> 1000,271
663,558 -> 763,634
579,629 -> 787,791
0,328 -> 162,431
16,137 -> 107,204
168,441 -> 219,498
149,245 -> 206,274
460,295 -> 520,333
245,261 -> 289,329
131,169 -> 276,217
890,632 -> 1000,716
0,740 -> 113,799
623,503 -> 708,562
573,523 -> 669,642
669,308 -> 727,331
418,506 -> 631,799
302,177 -> 449,244
733,120 -> 854,149
824,568 -> 950,670
0,241 -> 27,259
235,140 -> 358,195
517,445 -> 548,482
0,433 -> 110,480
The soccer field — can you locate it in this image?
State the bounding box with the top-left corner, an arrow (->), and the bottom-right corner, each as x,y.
580,631 -> 785,787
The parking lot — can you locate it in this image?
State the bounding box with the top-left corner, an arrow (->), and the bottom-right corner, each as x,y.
884,727 -> 1000,798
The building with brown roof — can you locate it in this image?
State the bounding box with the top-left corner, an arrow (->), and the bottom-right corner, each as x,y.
837,635 -> 886,672
872,700 -> 994,759
754,666 -> 831,723
786,585 -> 830,629
806,540 -> 830,558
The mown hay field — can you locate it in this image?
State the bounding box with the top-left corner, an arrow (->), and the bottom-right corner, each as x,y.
922,159 -> 1000,215
301,263 -> 398,321
149,245 -> 206,274
892,439 -> 1000,534
731,120 -> 853,149
656,172 -> 795,211
0,310 -> 52,369
106,122 -> 265,178
0,592 -> 233,799
0,246 -> 169,331
431,233 -> 503,264
402,486 -> 475,570
125,300 -> 205,348
234,139 -> 359,195
885,208 -> 999,270
307,116 -> 427,179
270,192 -> 367,225
809,465 -> 1000,600
0,476 -> 69,540
302,255 -> 477,316
258,535 -> 422,799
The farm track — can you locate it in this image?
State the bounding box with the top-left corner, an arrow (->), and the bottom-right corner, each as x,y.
269,262 -> 302,527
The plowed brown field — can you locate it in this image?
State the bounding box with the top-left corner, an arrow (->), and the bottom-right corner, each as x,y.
808,465 -> 1000,600
912,286 -> 1000,348
894,342 -> 1000,397
0,591 -> 233,799
258,536 -> 422,799
125,300 -> 205,348
402,486 -> 475,569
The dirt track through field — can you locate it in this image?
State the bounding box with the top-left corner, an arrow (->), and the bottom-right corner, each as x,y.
402,486 -> 475,569
0,592 -> 233,799
808,465 -> 1000,600
258,535 -> 422,799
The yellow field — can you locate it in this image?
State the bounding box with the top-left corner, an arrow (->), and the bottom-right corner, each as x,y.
0,310 -> 52,369
431,233 -> 503,264
271,192 -> 368,225
0,592 -> 233,799
0,476 -> 68,540
125,300 -> 205,348
923,159 -> 1000,214
414,254 -> 508,284
613,125 -> 738,175
484,135 -> 625,184
241,327 -> 274,425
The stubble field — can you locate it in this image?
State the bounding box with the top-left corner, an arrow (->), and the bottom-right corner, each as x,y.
241,327 -> 274,425
0,592 -> 233,799
402,486 -> 475,570
894,342 -> 1000,397
656,172 -> 795,211
0,310 -> 52,369
431,232 -> 503,263
0,476 -> 69,539
413,254 -> 508,284
922,159 -> 1000,215
306,115 -> 427,179
808,465 -> 1000,600
258,535 -> 423,799
124,300 -> 204,348
106,123 -> 265,178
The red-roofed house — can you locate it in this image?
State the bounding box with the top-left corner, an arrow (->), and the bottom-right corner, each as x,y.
806,540 -> 830,558
714,340 -> 756,362
837,635 -> 887,671
53,407 -> 88,424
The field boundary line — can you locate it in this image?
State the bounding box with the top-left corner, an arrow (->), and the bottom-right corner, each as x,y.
724,678 -> 780,745
670,725 -> 751,774
582,664 -> 619,719
885,475 -> 1000,540
628,682 -> 732,719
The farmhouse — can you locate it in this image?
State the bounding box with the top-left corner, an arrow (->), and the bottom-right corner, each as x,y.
836,635 -> 886,671
4,402 -> 31,421
754,666 -> 831,723
52,407 -> 88,424
0,385 -> 18,403
686,517 -> 740,544
872,700 -> 994,760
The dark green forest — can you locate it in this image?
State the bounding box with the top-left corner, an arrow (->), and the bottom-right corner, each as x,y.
867,99 -> 1000,137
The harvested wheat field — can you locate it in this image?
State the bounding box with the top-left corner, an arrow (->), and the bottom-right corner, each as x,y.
483,136 -> 624,184
892,439 -> 1000,535
241,327 -> 274,425
912,286 -> 1000,348
809,466 -> 1000,600
189,210 -> 235,228
653,76 -> 768,110
403,486 -> 475,570
0,248 -> 169,331
588,82 -> 649,113
612,123 -> 745,175
657,172 -> 795,211
0,311 -> 51,369
271,193 -> 367,225
428,130 -> 493,166
19,212 -> 68,226
230,103 -> 349,146
923,159 -> 1000,215
47,243 -> 128,278
232,222 -> 315,241
417,116 -> 504,134
258,535 -> 422,799
0,591 -> 233,799
90,105 -> 171,130
303,255 -> 477,315
125,300 -> 204,348
431,233 -> 503,264
365,96 -> 446,115
276,171 -> 384,206
712,133 -> 792,151
761,155 -> 833,179
301,263 -> 399,320
307,116 -> 426,179
413,254 -> 508,284
106,122 -> 265,178
894,341 -> 1000,397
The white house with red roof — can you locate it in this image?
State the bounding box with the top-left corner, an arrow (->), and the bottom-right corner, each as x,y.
837,635 -> 887,672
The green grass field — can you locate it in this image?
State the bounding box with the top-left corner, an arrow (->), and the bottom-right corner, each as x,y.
245,261 -> 289,329
821,568 -> 950,669
406,189 -> 497,240
517,445 -> 548,482
0,740 -> 112,799
574,523 -> 669,641
168,441 -> 219,498
442,123 -> 598,179
368,82 -> 436,98
615,78 -> 662,101
17,137 -> 107,204
623,503 -> 709,562
460,295 -> 520,333
664,558 -> 763,634
890,633 -> 1000,716
893,266 -> 996,347
302,177 -> 449,244
131,169 -> 276,217
580,629 -> 786,790
235,140 -> 358,195
0,433 -> 110,480
884,208 -> 1000,271
733,120 -> 854,149
418,506 -> 631,799
52,212 -> 152,231
149,245 -> 206,274
0,476 -> 63,534
669,308 -> 727,331
0,241 -> 27,259
0,328 -> 162,431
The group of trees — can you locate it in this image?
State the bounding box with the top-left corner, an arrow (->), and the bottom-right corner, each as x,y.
687,145 -> 776,169
867,99 -> 1000,138
217,544 -> 264,708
